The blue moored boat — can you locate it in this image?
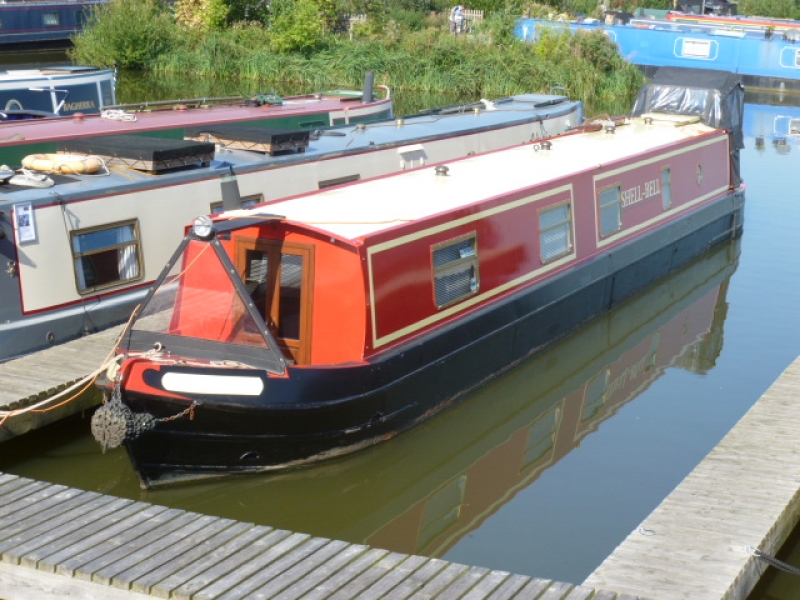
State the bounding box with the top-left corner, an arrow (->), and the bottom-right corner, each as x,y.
0,65 -> 115,117
0,0 -> 106,46
516,15 -> 800,92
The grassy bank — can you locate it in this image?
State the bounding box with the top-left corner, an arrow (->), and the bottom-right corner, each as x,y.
71,2 -> 644,115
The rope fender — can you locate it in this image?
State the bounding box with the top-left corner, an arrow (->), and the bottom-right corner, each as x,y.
90,372 -> 199,453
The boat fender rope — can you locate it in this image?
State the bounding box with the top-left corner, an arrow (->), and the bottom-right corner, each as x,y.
101,109 -> 137,122
746,546 -> 800,576
90,376 -> 199,452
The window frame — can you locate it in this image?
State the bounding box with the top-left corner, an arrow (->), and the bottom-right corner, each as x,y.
431,232 -> 480,310
598,184 -> 622,237
235,237 -> 314,365
42,11 -> 60,26
661,167 -> 672,210
538,201 -> 573,264
210,194 -> 264,214
70,219 -> 143,295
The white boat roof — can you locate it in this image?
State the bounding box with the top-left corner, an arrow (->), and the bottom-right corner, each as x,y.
231,114 -> 717,241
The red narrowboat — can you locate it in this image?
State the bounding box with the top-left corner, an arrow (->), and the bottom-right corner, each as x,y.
93,68 -> 745,488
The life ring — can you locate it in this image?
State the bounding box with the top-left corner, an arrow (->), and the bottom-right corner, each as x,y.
21,153 -> 103,175
5,99 -> 23,111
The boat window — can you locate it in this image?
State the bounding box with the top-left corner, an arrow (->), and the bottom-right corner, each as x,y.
539,202 -> 573,263
238,239 -> 314,364
210,194 -> 263,214
71,220 -> 142,294
662,168 -> 672,210
318,174 -> 360,189
132,239 -> 269,349
432,233 -> 479,309
43,12 -> 60,26
598,186 -> 622,237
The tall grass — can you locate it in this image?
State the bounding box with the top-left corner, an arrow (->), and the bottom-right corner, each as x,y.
73,11 -> 644,112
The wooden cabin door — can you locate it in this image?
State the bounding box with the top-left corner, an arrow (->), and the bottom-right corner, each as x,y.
236,238 -> 314,365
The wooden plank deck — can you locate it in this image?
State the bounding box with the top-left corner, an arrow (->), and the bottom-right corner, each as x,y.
0,473 -> 641,600
0,325 -> 124,441
584,355 -> 800,600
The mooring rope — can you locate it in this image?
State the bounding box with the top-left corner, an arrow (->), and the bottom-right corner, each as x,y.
747,546 -> 800,576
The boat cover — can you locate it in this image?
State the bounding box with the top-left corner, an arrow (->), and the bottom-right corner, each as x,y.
632,67 -> 744,184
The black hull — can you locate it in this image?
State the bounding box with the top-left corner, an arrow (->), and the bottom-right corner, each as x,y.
122,190 -> 745,488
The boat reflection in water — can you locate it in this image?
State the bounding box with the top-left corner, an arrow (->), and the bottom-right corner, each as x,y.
116,236 -> 739,559
743,94 -> 800,154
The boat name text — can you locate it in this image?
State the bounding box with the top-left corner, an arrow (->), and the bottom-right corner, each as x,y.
63,100 -> 96,111
621,179 -> 661,208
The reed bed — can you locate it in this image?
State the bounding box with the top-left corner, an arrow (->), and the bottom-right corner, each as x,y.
74,13 -> 644,115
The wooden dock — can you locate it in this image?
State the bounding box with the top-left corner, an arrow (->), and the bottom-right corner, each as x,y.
0,472 -> 640,600
584,355 -> 800,600
0,325 -> 123,442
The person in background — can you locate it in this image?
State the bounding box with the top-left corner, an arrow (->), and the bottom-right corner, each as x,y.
450,4 -> 465,34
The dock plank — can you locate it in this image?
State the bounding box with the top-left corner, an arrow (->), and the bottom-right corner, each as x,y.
271,543 -> 369,600
70,507 -> 188,581
221,538 -> 348,600
128,519 -> 242,594
0,325 -> 124,438
16,496 -> 133,568
170,527 -> 290,600
584,356 -> 800,600
189,531 -> 313,600
327,553 -> 424,600
0,471 -> 648,600
484,574 -> 533,600
149,524 -> 270,599
420,567 -> 489,600
108,514 -> 226,590
296,547 -> 391,600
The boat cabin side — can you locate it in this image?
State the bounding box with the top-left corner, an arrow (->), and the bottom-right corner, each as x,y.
125,123 -> 736,371
126,219 -> 369,368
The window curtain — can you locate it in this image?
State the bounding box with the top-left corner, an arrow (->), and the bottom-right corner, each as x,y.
116,225 -> 139,280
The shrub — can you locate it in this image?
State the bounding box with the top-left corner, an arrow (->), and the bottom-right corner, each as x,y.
269,0 -> 326,53
70,0 -> 179,69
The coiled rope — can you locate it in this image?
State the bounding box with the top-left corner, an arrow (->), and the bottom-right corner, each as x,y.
747,546 -> 800,576
101,109 -> 137,122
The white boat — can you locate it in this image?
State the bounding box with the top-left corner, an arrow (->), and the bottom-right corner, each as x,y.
0,92 -> 583,361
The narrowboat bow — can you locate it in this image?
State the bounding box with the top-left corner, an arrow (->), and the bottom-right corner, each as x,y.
93,68 -> 745,488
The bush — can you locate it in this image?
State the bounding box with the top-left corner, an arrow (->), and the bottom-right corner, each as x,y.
70,0 -> 179,69
269,0 -> 326,53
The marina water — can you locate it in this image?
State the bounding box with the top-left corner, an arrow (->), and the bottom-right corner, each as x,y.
0,58 -> 799,596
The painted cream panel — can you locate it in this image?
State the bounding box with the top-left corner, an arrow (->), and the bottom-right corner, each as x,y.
19,178 -> 222,312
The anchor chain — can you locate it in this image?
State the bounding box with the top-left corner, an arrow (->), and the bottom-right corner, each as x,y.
90,376 -> 198,453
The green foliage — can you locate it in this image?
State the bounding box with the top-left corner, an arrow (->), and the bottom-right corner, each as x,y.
570,29 -> 620,73
174,0 -> 230,30
737,0 -> 800,19
269,0 -> 326,53
386,7 -> 432,31
481,9 -> 522,44
74,0 -> 644,111
69,0 -> 179,69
